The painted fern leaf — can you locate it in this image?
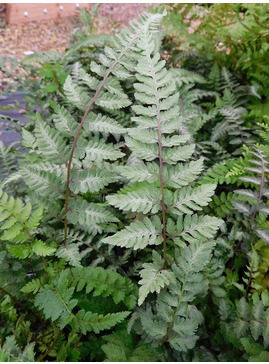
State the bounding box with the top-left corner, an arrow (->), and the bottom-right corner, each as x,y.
103,216 -> 163,250
137,241 -> 215,352
68,199 -> 119,234
18,12 -> 165,232
104,29 -> 222,312
138,251 -> 175,305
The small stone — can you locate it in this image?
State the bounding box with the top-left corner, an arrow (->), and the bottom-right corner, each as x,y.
23,50 -> 35,56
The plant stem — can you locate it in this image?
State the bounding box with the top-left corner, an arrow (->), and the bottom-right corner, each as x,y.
53,67 -> 66,97
253,14 -> 269,29
149,59 -> 167,268
236,13 -> 263,36
35,331 -> 61,362
159,132 -> 167,269
0,286 -> 25,309
161,280 -> 186,343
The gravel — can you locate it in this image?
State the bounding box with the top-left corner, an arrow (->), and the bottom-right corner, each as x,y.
0,4 -> 155,92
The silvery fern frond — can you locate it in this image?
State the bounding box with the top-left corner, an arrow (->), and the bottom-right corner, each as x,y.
103,29 -> 222,315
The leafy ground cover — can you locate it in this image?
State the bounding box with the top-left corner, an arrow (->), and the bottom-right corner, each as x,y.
0,4 -> 269,362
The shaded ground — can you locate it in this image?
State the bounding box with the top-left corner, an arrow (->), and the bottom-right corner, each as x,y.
0,94 -> 27,145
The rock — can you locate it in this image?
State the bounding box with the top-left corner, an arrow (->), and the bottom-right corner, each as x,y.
23,50 -> 35,56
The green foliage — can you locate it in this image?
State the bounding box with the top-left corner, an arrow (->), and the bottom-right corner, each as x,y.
0,189 -> 48,259
138,250 -> 175,305
1,5 -> 269,362
69,266 -> 136,309
199,158 -> 248,185
157,4 -> 269,89
100,26 -> 222,359
34,268 -> 131,334
135,241 -> 215,353
0,336 -> 35,362
219,297 -> 269,358
102,330 -> 163,361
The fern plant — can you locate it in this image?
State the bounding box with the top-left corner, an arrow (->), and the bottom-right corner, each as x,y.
2,7 -> 269,361
101,28 -> 223,357
154,3 -> 269,105
218,296 -> 269,361
233,145 -> 269,244
101,329 -> 163,361
168,62 -> 258,168
16,12 -> 165,257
